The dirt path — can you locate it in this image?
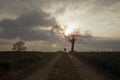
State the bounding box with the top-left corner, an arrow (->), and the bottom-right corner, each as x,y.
68,54 -> 111,80
47,54 -> 82,80
25,53 -> 112,80
25,53 -> 62,80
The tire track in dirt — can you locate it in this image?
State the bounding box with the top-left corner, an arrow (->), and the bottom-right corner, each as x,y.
69,54 -> 111,80
25,53 -> 62,80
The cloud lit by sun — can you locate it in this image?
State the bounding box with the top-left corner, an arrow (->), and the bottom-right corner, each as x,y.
51,23 -> 83,38
62,24 -> 81,37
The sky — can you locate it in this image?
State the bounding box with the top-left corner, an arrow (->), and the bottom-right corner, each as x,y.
0,0 -> 120,51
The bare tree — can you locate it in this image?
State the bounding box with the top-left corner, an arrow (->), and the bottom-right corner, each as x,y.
52,24 -> 91,52
12,41 -> 27,51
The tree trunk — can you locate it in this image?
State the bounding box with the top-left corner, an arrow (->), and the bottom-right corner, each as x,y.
71,41 -> 75,52
71,36 -> 75,52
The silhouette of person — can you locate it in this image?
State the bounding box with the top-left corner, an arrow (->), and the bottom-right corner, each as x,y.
64,48 -> 66,53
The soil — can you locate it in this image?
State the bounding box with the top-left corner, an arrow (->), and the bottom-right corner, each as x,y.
68,54 -> 111,80
25,53 -> 111,80
25,53 -> 62,80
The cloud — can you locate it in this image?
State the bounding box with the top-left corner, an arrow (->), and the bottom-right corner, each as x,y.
0,0 -> 120,51
0,10 -> 56,41
94,0 -> 119,6
76,37 -> 120,51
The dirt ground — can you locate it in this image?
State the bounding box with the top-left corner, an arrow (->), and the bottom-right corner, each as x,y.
68,54 -> 111,80
25,53 -> 62,80
25,53 -> 111,80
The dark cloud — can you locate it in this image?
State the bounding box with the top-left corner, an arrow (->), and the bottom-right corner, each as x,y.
0,0 -> 54,17
0,10 -> 56,41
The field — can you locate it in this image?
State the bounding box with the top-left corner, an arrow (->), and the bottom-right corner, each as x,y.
0,51 -> 120,80
72,52 -> 120,80
0,51 -> 58,80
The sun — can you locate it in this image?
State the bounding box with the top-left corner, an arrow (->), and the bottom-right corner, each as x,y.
64,24 -> 80,36
64,24 -> 77,36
